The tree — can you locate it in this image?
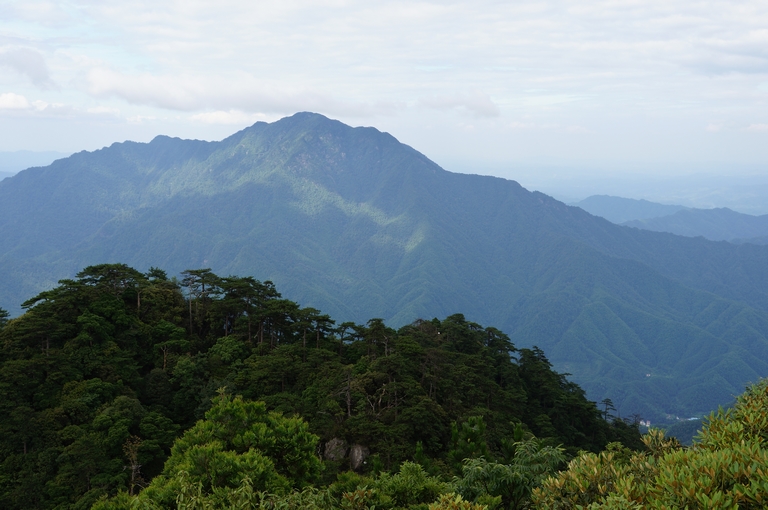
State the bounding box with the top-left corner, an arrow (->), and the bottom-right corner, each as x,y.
126,391 -> 322,507
600,398 -> 615,421
456,437 -> 566,509
448,416 -> 490,471
0,263 -> 639,509
152,319 -> 189,371
180,268 -> 221,337
0,307 -> 9,330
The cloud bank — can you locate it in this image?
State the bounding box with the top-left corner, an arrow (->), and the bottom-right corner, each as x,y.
0,0 -> 766,169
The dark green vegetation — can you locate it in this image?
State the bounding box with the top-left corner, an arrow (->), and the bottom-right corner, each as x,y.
533,379 -> 768,509
662,418 -> 704,446
1,113 -> 768,422
0,264 -> 641,509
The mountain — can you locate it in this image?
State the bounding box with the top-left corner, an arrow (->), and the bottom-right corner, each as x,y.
734,235 -> 768,245
572,195 -> 688,223
574,195 -> 768,245
2,112 -> 768,422
624,207 -> 768,243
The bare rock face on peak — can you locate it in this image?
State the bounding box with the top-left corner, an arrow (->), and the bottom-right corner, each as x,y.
1,112 -> 768,422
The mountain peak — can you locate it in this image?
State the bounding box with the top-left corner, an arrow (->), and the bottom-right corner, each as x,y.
2,115 -> 768,423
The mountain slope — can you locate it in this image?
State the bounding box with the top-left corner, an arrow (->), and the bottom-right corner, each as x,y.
575,195 -> 768,245
1,112 -> 768,421
623,207 -> 768,243
573,195 -> 687,223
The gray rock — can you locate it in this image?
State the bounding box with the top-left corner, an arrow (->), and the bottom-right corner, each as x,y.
324,438 -> 348,461
349,444 -> 370,471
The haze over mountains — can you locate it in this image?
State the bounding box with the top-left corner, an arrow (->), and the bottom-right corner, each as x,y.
0,151 -> 70,179
533,173 -> 768,216
575,195 -> 768,244
2,112 -> 768,422
572,196 -> 688,224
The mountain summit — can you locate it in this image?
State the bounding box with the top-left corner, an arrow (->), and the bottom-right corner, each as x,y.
2,112 -> 767,421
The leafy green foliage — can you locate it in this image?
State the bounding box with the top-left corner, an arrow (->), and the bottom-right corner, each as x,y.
455,437 -> 566,510
428,493 -> 488,510
532,379 -> 768,509
448,417 -> 491,470
163,391 -> 321,489
0,264 -> 635,509
372,462 -> 452,508
105,391 -> 322,507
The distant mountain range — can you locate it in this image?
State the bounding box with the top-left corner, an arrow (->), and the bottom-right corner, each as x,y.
2,113 -> 768,422
571,195 -> 688,224
574,195 -> 768,245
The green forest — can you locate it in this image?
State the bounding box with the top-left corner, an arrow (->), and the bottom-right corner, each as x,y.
1,263 -> 766,509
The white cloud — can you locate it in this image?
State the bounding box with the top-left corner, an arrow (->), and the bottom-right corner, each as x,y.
190,110 -> 271,125
86,106 -> 120,116
418,91 -> 500,118
86,67 -> 400,117
0,1 -> 72,27
31,100 -> 49,111
0,47 -> 53,88
0,92 -> 29,109
0,94 -> 119,120
746,123 -> 768,132
86,68 -> 205,111
1,0 -> 768,166
127,115 -> 157,124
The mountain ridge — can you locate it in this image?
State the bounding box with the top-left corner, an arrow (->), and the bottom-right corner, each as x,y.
624,207 -> 768,243
1,112 -> 767,422
572,194 -> 688,223
574,194 -> 768,244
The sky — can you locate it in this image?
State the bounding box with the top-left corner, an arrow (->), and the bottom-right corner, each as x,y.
1,0 -> 768,201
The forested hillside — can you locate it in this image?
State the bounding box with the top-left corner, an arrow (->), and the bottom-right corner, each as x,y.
1,113 -> 768,422
0,264 -> 639,509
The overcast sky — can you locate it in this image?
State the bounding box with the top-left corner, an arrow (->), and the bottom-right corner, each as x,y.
1,0 -> 768,186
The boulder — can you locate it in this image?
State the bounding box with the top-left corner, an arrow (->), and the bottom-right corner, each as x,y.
324,437 -> 348,461
349,443 -> 370,471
